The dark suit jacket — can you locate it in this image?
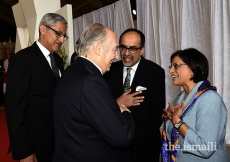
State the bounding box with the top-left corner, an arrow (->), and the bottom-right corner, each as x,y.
104,56 -> 165,159
53,57 -> 135,162
5,42 -> 64,160
70,51 -> 78,64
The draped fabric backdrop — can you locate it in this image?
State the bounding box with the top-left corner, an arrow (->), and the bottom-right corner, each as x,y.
136,0 -> 230,144
72,0 -> 134,52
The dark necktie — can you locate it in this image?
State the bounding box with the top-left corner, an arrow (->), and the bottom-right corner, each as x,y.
123,67 -> 131,92
49,53 -> 60,81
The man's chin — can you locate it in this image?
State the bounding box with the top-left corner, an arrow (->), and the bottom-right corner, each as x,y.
54,44 -> 62,52
121,59 -> 133,67
122,62 -> 132,67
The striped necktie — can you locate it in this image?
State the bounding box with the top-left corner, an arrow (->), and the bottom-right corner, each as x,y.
49,53 -> 60,81
123,67 -> 131,92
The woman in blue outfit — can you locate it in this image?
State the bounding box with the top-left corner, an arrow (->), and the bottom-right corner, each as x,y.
162,48 -> 230,162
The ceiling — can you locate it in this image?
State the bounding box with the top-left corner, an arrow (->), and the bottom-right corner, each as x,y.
0,0 -> 135,42
0,0 -> 122,26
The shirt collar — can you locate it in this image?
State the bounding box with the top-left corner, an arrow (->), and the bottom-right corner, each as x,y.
124,57 -> 141,72
36,41 -> 50,58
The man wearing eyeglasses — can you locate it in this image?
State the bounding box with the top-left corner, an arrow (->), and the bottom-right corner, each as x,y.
5,13 -> 67,162
104,28 -> 166,161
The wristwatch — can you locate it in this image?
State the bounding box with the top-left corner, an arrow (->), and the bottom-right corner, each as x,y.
174,120 -> 184,130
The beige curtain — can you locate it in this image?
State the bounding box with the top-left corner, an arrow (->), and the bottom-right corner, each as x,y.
72,0 -> 134,47
136,0 -> 230,144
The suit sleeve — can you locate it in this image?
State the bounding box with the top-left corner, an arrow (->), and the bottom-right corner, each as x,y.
150,67 -> 165,131
183,91 -> 227,158
5,54 -> 33,159
80,75 -> 135,148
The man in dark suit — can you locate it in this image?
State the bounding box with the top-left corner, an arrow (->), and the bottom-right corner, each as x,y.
70,39 -> 79,64
5,13 -> 68,162
104,28 -> 165,161
53,23 -> 135,162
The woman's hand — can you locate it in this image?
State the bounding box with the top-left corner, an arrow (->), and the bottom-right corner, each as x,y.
163,102 -> 188,138
162,102 -> 181,121
171,102 -> 186,125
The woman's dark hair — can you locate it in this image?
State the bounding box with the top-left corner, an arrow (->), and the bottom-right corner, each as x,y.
170,48 -> 209,83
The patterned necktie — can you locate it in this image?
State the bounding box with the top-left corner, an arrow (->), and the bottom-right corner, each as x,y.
49,53 -> 60,81
123,67 -> 131,92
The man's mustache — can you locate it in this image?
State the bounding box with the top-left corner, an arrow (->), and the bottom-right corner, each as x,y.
123,55 -> 133,59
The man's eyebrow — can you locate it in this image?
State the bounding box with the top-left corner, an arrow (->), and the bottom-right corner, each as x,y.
119,45 -> 139,48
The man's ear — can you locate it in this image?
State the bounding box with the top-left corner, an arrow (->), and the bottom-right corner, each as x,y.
93,42 -> 101,56
140,46 -> 145,56
39,25 -> 46,34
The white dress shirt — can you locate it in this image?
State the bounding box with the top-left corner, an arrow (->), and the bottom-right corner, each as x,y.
123,59 -> 140,85
36,41 -> 61,76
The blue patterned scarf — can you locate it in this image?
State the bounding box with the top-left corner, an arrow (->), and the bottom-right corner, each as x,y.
161,80 -> 216,162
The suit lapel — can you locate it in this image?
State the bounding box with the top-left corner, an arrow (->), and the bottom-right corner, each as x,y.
117,63 -> 124,89
131,57 -> 147,92
115,62 -> 125,94
31,42 -> 56,82
53,52 -> 64,74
